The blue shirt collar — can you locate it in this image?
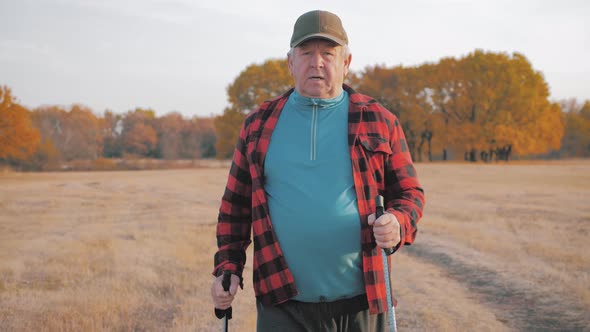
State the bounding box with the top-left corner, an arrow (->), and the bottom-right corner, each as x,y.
290,89 -> 347,108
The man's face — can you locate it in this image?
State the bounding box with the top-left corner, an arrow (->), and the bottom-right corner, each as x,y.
288,39 -> 352,99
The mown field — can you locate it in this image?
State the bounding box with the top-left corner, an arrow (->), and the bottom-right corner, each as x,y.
1,160 -> 589,331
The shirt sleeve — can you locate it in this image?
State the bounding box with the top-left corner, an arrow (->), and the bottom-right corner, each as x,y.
384,116 -> 425,250
212,120 -> 253,282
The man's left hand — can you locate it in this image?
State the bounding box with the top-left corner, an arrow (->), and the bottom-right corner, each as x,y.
367,212 -> 401,250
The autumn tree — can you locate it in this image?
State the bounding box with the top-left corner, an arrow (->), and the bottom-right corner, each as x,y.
32,105 -> 102,161
560,99 -> 590,157
155,112 -> 185,159
215,107 -> 246,159
428,56 -> 465,160
153,112 -> 216,159
120,108 -> 158,157
190,117 -> 216,158
393,65 -> 436,162
25,140 -> 60,171
101,110 -> 123,158
64,105 -> 102,159
30,106 -> 66,160
354,50 -> 564,161
29,107 -> 62,169
226,58 -> 293,112
0,86 -> 40,162
215,58 -> 293,158
352,65 -> 435,161
123,123 -> 157,157
454,50 -> 563,157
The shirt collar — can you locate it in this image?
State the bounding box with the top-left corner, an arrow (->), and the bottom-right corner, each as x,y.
290,89 -> 347,108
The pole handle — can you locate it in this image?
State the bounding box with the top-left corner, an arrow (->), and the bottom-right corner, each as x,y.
375,195 -> 385,218
214,271 -> 233,320
221,270 -> 231,292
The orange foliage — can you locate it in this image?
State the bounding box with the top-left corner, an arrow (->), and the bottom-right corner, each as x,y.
120,108 -> 158,156
31,104 -> 102,161
123,122 -> 157,156
216,58 -> 292,158
0,86 -> 40,161
354,50 -> 565,160
226,58 -> 293,113
561,100 -> 590,157
214,107 -> 246,159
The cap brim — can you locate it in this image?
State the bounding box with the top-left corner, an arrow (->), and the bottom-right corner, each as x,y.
291,33 -> 347,48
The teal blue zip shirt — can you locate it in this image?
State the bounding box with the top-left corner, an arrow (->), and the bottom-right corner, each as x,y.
264,89 -> 364,302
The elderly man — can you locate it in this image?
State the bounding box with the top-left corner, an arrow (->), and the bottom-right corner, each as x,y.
212,10 -> 425,331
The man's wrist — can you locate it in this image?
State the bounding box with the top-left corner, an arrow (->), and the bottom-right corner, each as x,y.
384,226 -> 404,256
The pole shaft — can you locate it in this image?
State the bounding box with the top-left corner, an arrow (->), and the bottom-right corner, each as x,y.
376,195 -> 397,332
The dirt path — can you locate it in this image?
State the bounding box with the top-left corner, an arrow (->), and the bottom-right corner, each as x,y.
405,241 -> 590,331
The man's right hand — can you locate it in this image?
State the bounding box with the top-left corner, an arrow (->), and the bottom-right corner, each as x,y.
211,273 -> 240,310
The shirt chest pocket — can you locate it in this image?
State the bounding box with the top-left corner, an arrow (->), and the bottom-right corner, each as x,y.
357,135 -> 392,188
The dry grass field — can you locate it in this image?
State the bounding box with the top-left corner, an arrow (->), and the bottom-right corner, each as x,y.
1,160 -> 589,331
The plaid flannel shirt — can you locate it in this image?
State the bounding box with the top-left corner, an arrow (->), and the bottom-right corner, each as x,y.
213,84 -> 425,314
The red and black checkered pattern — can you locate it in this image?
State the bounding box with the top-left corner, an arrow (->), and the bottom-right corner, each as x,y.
213,84 -> 425,314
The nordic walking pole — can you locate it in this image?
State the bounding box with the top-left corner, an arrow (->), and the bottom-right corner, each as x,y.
214,270 -> 232,332
375,195 -> 397,332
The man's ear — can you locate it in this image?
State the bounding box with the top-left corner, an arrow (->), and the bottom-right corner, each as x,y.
287,54 -> 294,76
343,53 -> 352,77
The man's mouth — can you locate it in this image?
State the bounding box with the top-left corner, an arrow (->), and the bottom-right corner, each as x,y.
309,76 -> 324,80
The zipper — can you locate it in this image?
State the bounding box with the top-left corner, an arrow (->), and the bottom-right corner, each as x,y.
310,104 -> 318,160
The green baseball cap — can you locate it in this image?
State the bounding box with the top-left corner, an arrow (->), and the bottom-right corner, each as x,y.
290,10 -> 348,48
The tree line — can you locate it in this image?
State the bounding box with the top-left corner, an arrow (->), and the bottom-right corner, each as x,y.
2,49 -> 590,170
1,86 -> 215,170
216,50 -> 590,161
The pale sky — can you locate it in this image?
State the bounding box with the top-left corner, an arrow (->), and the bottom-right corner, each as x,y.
1,0 -> 589,117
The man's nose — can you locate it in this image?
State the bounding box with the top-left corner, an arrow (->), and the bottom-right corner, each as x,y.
310,52 -> 324,68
